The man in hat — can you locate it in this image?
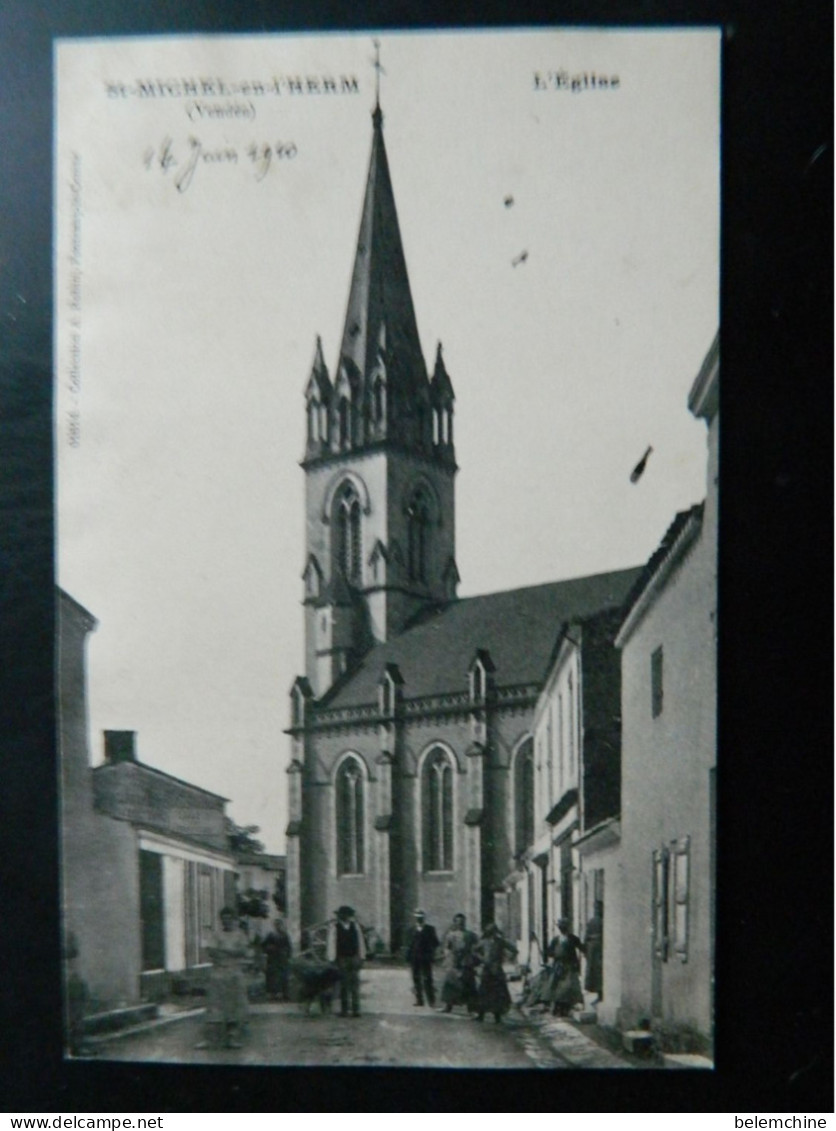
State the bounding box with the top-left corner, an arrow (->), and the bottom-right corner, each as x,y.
405,909 -> 440,1007
326,905 -> 366,1017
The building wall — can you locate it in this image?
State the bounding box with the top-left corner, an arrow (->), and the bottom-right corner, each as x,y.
138,830 -> 236,976
507,614 -> 624,979
237,859 -> 286,902
299,701 -> 534,950
618,511 -> 716,1041
533,642 -> 581,839
577,838 -> 622,1028
487,708 -> 531,871
579,612 -> 624,832
93,762 -> 228,851
59,593 -> 142,1013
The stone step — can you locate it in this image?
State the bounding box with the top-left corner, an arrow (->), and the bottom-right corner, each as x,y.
82,1003 -> 158,1036
622,1029 -> 655,1055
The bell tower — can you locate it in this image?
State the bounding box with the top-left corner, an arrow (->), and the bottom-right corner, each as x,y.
301,99 -> 459,699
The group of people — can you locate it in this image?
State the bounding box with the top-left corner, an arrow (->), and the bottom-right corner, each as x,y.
194,903 -> 600,1048
410,909 -> 603,1023
406,909 -> 518,1023
526,914 -> 602,1017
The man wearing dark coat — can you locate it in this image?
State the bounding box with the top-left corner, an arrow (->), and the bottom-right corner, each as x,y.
326,905 -> 366,1017
405,909 -> 440,1007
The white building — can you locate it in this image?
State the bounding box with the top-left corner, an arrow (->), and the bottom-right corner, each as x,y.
614,334 -> 718,1052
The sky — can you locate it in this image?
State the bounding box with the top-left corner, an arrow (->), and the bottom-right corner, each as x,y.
56,28 -> 719,852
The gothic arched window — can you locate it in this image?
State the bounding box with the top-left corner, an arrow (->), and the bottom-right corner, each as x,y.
373,378 -> 385,427
406,485 -> 431,583
335,481 -> 362,583
514,737 -> 535,857
336,756 -> 365,875
338,396 -> 351,448
422,746 -> 454,872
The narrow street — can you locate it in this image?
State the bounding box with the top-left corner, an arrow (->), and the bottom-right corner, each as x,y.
89,967 -> 569,1069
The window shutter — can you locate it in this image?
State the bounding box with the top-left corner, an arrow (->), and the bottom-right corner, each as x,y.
652,847 -> 669,961
672,836 -> 690,962
651,646 -> 664,717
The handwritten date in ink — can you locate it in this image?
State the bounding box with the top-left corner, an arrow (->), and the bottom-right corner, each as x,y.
143,137 -> 298,193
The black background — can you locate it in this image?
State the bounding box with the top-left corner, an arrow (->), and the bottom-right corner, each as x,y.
0,0 -> 831,1113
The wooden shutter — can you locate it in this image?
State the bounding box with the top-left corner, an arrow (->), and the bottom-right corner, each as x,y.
672,836 -> 691,962
652,847 -> 669,961
651,646 -> 664,717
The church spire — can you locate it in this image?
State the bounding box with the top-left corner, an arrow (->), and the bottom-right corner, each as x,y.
336,92 -> 427,413
372,38 -> 384,121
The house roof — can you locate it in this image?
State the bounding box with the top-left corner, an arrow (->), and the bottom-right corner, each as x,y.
92,757 -> 230,803
616,503 -> 705,647
58,588 -> 98,631
322,567 -> 643,708
236,852 -> 287,870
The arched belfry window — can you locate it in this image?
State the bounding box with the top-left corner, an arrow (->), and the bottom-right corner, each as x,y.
336,756 -> 365,875
373,378 -> 385,427
407,485 -> 431,583
338,396 -> 351,448
514,737 -> 535,857
335,481 -> 362,583
422,746 -> 454,872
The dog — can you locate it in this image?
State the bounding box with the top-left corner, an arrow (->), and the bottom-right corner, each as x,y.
290,959 -> 342,1015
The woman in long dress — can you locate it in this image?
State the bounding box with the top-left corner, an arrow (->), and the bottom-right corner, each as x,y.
440,913 -> 479,1013
522,935 -> 554,1010
473,923 -> 517,1023
196,906 -> 251,1049
583,909 -> 603,1002
546,917 -> 586,1017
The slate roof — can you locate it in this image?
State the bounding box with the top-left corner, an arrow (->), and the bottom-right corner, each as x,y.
618,503 -> 704,632
322,567 -> 643,709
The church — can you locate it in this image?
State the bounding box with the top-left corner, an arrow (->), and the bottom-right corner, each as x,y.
284,98 -> 641,953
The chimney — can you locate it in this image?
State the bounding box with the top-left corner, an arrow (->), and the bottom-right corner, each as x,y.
104,730 -> 137,764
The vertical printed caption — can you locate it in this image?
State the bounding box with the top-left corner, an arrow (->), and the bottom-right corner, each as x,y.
67,153 -> 82,447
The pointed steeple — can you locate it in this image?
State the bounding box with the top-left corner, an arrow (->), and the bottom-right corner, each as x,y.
300,85 -> 459,694
430,341 -> 455,456
337,107 -> 427,404
305,335 -> 332,458
306,335 -> 332,398
430,341 -> 454,400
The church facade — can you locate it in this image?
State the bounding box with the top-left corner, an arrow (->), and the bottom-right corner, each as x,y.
284,102 -> 640,953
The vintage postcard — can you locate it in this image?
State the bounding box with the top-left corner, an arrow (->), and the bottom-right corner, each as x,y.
56,27 -> 719,1069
